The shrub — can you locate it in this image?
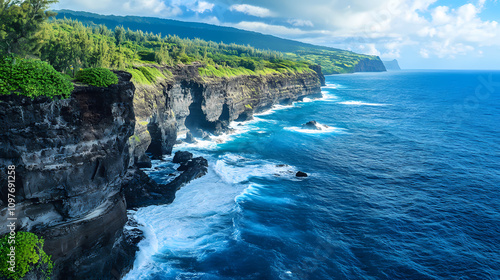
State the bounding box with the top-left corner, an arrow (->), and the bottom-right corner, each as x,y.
0,56 -> 74,99
0,232 -> 53,280
75,67 -> 118,87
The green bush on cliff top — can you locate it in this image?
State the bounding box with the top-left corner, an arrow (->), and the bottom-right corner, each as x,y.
0,232 -> 53,280
0,56 -> 74,99
75,67 -> 118,87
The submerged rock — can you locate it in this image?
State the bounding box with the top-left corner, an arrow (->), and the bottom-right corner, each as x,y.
173,151 -> 193,164
296,171 -> 308,177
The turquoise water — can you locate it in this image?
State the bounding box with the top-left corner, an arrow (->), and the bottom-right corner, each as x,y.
124,71 -> 500,280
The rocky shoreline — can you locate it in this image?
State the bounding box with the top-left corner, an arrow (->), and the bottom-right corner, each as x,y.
0,64 -> 323,279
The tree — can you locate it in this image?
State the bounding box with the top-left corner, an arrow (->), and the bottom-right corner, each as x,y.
114,25 -> 125,45
0,0 -> 58,55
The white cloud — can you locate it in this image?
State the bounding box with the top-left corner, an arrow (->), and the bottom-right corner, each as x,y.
123,0 -> 173,15
233,21 -> 306,36
287,19 -> 314,27
229,4 -> 275,18
55,0 -> 182,16
359,43 -> 381,56
188,1 -> 214,13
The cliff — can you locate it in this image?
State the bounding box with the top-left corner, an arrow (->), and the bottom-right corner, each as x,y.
354,58 -> 387,72
0,71 -> 137,279
383,59 -> 402,71
129,63 -> 323,166
0,65 -> 323,279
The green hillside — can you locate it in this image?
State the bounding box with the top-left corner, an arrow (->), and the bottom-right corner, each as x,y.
54,10 -> 385,74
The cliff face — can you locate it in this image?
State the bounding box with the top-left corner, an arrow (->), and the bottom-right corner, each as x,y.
383,59 -> 402,71
130,64 -> 323,164
0,65 -> 323,279
354,58 -> 387,72
0,72 -> 137,279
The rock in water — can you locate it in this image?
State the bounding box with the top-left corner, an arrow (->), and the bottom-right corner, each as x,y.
173,151 -> 193,164
296,171 -> 308,177
185,132 -> 196,143
302,120 -> 326,130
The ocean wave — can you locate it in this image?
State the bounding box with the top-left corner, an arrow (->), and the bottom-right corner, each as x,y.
284,122 -> 345,134
254,103 -> 295,116
234,184 -> 296,206
214,154 -> 297,184
323,83 -> 343,89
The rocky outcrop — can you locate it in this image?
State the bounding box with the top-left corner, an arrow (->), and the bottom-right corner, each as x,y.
302,120 -> 327,130
296,171 -> 308,177
0,72 -> 136,279
354,58 -> 387,72
172,151 -> 193,163
123,155 -> 208,209
309,64 -> 326,86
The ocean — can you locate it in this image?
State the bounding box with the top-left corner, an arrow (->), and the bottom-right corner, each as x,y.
123,70 -> 500,280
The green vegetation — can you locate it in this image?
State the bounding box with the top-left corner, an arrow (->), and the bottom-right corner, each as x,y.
0,232 -> 53,280
54,10 -> 382,75
33,18 -> 316,79
75,67 -> 118,87
4,0 -> 371,99
0,55 -> 74,98
0,0 -> 57,55
284,48 -> 379,74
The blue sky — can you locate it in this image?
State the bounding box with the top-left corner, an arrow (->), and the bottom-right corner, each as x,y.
53,0 -> 500,69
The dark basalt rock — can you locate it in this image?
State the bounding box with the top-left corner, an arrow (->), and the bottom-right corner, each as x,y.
130,64 -> 324,162
173,151 -> 193,164
170,157 -> 208,190
122,167 -> 176,208
0,75 -> 138,279
302,120 -> 326,130
309,64 -> 326,86
136,161 -> 153,168
125,157 -> 208,209
296,171 -> 308,177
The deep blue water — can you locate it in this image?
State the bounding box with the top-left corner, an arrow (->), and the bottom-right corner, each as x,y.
124,71 -> 500,280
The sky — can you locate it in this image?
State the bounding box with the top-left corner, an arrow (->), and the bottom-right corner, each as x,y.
52,0 -> 500,69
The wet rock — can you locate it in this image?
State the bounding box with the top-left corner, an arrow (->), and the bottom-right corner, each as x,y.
302,120 -> 326,130
122,168 -> 176,209
170,157 -> 208,190
136,161 -> 152,169
172,151 -> 193,164
185,132 -> 196,143
296,171 -> 308,177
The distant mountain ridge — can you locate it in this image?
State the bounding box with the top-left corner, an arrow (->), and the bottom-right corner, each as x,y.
53,10 -> 386,74
54,10 -> 340,53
